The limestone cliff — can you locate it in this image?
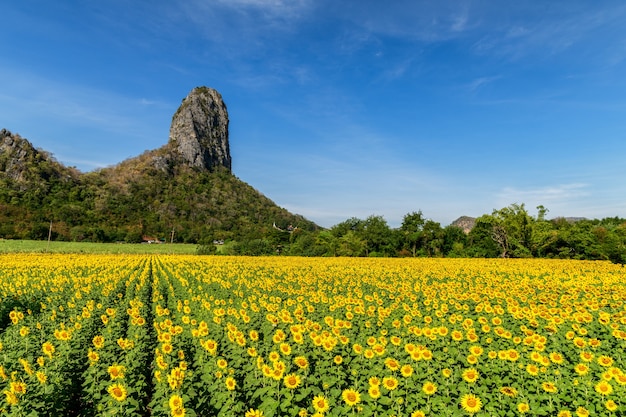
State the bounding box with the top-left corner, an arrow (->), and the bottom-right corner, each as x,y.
168,87 -> 231,172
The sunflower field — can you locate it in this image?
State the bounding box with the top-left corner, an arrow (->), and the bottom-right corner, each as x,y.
0,254 -> 625,417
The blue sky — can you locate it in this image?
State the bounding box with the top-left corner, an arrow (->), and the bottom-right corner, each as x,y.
2,1 -> 625,228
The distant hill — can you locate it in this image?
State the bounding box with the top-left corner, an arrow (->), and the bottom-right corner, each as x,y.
0,87 -> 317,243
451,216 -> 476,233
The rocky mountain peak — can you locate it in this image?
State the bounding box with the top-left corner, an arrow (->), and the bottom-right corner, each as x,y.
168,86 -> 231,172
451,216 -> 476,233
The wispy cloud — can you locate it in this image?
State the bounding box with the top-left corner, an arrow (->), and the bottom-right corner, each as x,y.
496,183 -> 590,215
471,4 -> 626,63
0,67 -> 172,170
339,1 -> 478,42
466,75 -> 501,92
216,0 -> 311,18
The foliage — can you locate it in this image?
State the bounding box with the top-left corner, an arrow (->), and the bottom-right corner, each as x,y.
0,131 -> 317,244
2,132 -> 625,262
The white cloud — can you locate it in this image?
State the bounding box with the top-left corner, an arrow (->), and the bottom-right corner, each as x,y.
496,183 -> 590,216
466,76 -> 501,92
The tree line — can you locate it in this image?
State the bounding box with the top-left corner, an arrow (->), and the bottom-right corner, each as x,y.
219,204 -> 626,264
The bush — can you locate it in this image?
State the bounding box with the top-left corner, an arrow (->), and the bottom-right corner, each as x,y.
196,244 -> 216,255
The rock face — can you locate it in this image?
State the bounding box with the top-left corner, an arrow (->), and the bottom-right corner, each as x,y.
451,216 -> 476,234
168,87 -> 231,172
1,129 -> 41,181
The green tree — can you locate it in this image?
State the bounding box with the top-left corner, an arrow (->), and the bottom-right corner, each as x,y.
487,203 -> 533,257
400,211 -> 425,257
331,217 -> 364,237
467,215 -> 501,258
442,225 -> 467,257
337,231 -> 366,257
315,230 -> 338,257
362,215 -> 392,256
421,220 -> 444,257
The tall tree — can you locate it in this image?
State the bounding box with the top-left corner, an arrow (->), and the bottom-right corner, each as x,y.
337,231 -> 367,257
489,203 -> 533,257
442,225 -> 467,257
421,220 -> 444,257
362,215 -> 392,256
400,211 -> 425,257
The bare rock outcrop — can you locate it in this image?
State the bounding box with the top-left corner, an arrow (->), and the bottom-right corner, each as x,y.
451,216 -> 476,233
168,87 -> 231,172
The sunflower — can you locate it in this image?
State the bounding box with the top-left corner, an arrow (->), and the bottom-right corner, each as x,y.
108,364 -> 125,380
3,390 -> 18,406
261,364 -> 272,378
87,349 -> 99,363
42,342 -> 55,358
10,381 -> 26,395
400,364 -> 414,378
517,403 -> 530,414
422,381 -> 437,395
542,382 -> 558,393
36,371 -> 47,384
245,408 -> 264,417
574,363 -> 589,375
549,352 -> 564,364
575,407 -> 589,417
383,376 -> 399,391
225,377 -> 237,391
312,395 -> 329,413
107,383 -> 127,402
283,374 -> 301,390
279,343 -> 292,356
169,394 -> 184,411
469,345 -> 484,356
605,400 -> 618,412
594,380 -> 613,396
92,335 -> 105,349
499,386 -> 518,397
462,368 -> 479,383
368,376 -> 381,386
342,388 -> 361,407
384,358 -> 400,371
204,339 -> 218,354
217,358 -> 228,369
460,394 -> 482,414
368,385 -> 381,399
507,349 -> 520,361
162,343 -> 173,355
294,356 -> 309,369
597,355 -> 614,367
411,411 -> 426,417
526,364 -> 539,376
557,411 -> 572,417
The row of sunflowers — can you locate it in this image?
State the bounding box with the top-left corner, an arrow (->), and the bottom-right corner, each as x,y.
0,254 -> 625,416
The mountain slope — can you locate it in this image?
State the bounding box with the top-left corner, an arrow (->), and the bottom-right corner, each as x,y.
0,88 -> 317,242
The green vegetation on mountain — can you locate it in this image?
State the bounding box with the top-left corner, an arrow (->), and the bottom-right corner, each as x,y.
0,129 -> 315,244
